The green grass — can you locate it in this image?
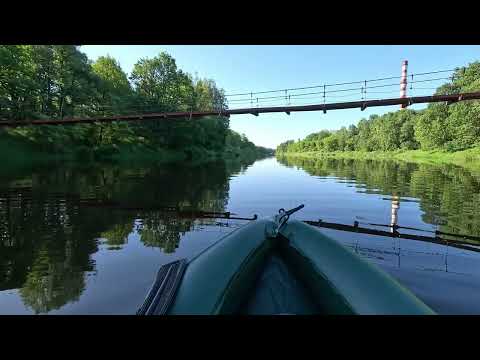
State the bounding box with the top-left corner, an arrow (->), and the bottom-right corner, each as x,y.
276,147 -> 480,172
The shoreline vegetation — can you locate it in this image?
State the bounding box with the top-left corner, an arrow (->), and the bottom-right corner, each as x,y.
276,60 -> 480,171
0,123 -> 274,173
0,45 -> 273,167
0,126 -> 273,173
276,147 -> 480,172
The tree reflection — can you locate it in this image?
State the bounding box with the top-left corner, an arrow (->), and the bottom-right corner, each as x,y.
277,155 -> 480,239
0,157 -> 256,313
19,246 -> 86,314
137,213 -> 192,253
100,222 -> 134,250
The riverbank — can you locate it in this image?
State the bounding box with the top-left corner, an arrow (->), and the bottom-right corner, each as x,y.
276,147 -> 480,171
0,132 -> 182,166
0,128 -> 272,175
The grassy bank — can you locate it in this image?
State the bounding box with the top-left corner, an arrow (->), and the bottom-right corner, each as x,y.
276,147 -> 480,171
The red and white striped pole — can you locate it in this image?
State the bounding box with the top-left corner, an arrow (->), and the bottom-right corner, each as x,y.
400,60 -> 408,109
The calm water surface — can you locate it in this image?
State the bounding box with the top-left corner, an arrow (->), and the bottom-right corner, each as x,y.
1,156 -> 480,314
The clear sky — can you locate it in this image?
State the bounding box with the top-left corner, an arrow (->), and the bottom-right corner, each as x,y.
80,45 -> 480,148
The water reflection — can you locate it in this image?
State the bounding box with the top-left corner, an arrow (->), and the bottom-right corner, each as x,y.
3,154 -> 480,314
277,156 -> 480,239
276,155 -> 480,314
0,159 -> 256,314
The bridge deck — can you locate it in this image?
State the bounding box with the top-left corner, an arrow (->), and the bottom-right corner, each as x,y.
1,92 -> 479,127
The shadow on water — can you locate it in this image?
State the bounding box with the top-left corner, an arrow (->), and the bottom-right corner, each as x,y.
0,158 -> 256,314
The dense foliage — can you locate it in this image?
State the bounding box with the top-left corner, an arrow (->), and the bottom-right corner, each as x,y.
277,62 -> 480,154
0,45 -> 271,160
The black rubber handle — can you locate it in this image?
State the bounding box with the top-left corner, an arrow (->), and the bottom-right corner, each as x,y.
285,204 -> 305,216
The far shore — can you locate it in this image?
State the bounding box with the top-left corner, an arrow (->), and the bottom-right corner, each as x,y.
275,147 -> 480,171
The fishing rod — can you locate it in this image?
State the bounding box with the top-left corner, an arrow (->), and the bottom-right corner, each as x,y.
303,219 -> 480,253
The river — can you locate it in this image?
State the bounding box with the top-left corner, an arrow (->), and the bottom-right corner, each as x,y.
1,156 -> 480,314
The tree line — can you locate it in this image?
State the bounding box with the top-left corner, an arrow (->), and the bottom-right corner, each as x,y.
0,45 -> 271,160
277,61 -> 480,154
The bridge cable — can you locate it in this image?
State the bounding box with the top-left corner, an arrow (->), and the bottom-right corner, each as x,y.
224,68 -> 457,98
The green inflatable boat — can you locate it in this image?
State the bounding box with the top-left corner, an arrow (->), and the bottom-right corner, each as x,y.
137,205 -> 435,315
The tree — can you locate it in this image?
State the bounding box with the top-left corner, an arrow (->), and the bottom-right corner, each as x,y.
0,45 -> 37,120
92,55 -> 132,114
0,46 -> 269,161
130,52 -> 180,111
193,78 -> 227,111
414,104 -> 450,150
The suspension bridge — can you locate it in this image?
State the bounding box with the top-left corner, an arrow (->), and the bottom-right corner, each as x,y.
1,62 -> 479,127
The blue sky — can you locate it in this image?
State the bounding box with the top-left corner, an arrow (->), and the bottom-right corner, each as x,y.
81,45 -> 480,148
